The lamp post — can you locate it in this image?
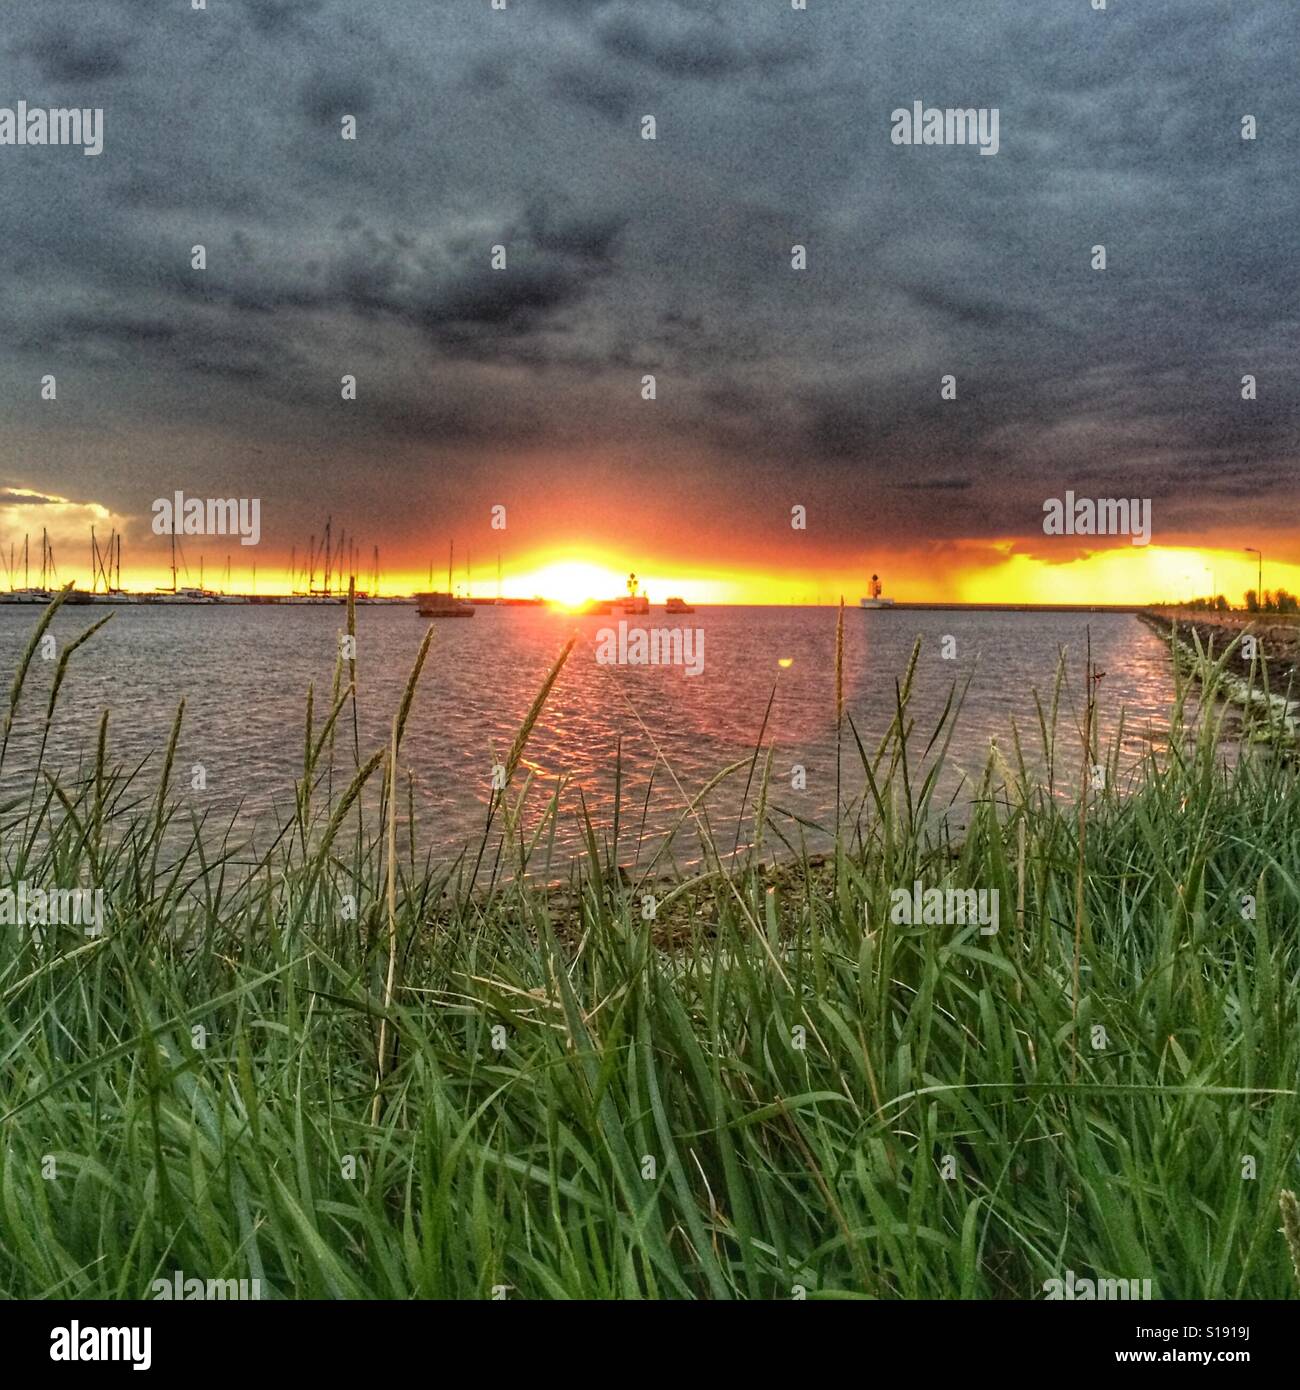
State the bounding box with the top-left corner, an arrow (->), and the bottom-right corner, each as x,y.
1245,547 -> 1262,609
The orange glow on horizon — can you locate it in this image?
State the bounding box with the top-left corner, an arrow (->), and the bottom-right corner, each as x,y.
4,522 -> 1298,608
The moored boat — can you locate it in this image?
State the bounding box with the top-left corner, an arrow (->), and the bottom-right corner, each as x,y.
0,588 -> 55,604
415,591 -> 475,617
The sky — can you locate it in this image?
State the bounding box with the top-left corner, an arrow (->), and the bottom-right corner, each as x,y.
1,0 -> 1297,603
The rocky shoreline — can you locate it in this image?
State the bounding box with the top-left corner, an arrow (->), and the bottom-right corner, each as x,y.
1139,608 -> 1299,753
1140,608 -> 1300,697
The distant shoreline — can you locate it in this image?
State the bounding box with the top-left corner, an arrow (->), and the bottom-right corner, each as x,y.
847,602 -> 1145,613
0,596 -> 1152,612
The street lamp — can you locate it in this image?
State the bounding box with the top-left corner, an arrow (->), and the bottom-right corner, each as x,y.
1245,547 -> 1262,609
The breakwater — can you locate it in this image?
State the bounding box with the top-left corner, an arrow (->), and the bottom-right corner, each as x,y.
1139,608 -> 1298,746
1139,609 -> 1299,691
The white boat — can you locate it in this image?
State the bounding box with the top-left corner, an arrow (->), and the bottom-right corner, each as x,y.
0,588 -> 54,604
859,574 -> 895,609
154,587 -> 219,604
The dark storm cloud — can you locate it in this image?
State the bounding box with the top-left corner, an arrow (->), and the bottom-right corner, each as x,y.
524,203 -> 626,264
467,56 -> 514,96
903,282 -> 1053,335
15,24 -> 132,83
428,261 -> 584,331
239,0 -> 327,38
595,8 -> 806,80
146,206 -> 628,353
54,314 -> 179,348
550,62 -> 637,121
0,0 -> 1296,553
299,71 -> 375,126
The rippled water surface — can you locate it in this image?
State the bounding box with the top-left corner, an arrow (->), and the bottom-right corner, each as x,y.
0,605 -> 1187,871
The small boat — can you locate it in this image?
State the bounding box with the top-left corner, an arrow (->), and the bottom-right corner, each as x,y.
859,573 -> 895,609
0,588 -> 55,604
418,542 -> 475,616
664,596 -> 694,614
155,587 -> 218,604
415,591 -> 475,618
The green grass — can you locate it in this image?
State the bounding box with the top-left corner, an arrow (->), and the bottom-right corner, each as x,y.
1,588 -> 1297,1300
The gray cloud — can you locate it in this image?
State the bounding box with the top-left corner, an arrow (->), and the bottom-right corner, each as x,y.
0,488 -> 62,506
596,6 -> 806,80
0,0 -> 1295,556
550,62 -> 638,121
238,0 -> 327,38
15,24 -> 132,83
298,71 -> 375,126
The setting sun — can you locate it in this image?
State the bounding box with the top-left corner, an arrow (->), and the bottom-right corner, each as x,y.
511,559 -> 629,609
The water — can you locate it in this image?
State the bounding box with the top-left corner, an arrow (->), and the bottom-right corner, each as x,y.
0,605 -> 1187,872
